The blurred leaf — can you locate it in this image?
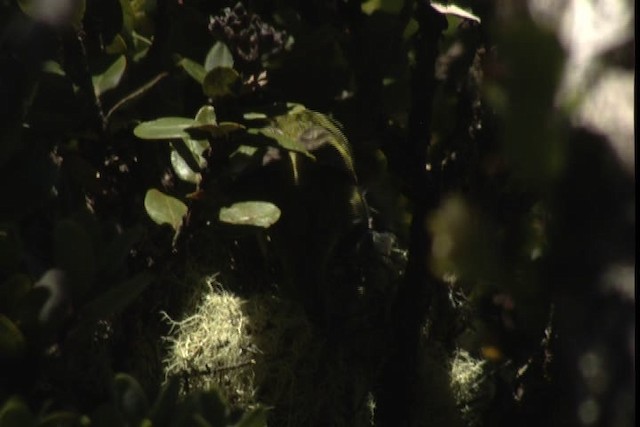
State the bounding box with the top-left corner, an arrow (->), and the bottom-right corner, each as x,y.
148,377 -> 180,427
80,272 -> 154,321
33,269 -> 70,331
17,0 -> 85,28
0,315 -> 26,360
38,412 -> 82,427
106,34 -> 128,55
243,112 -> 268,120
231,407 -> 268,427
204,41 -> 234,72
92,55 -> 127,97
170,149 -> 201,184
144,189 -> 188,233
361,0 -> 404,15
54,220 -> 95,299
113,374 -> 149,426
0,396 -> 34,427
134,117 -> 196,140
219,201 -> 281,228
178,58 -> 207,85
42,61 -> 66,76
431,2 -> 481,23
97,227 -> 144,278
203,67 -> 240,99
0,274 -> 31,314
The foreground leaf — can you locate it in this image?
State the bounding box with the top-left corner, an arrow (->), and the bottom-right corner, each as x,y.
219,202 -> 281,228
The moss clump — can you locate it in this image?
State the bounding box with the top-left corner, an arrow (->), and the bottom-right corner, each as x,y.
162,275 -> 373,426
449,349 -> 492,426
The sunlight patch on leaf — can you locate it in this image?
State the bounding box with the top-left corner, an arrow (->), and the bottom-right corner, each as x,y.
219,201 -> 281,228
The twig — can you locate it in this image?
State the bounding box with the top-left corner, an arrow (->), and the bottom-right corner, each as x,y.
104,71 -> 169,125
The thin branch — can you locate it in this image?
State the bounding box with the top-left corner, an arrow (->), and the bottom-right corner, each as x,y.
104,71 -> 169,125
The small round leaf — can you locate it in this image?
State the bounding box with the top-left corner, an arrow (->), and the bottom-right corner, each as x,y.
144,189 -> 188,232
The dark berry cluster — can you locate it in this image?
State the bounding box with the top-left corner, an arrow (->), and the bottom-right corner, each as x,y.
209,2 -> 287,66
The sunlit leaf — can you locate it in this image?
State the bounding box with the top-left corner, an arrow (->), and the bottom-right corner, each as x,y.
431,2 -> 481,23
195,105 -> 217,125
178,57 -> 207,84
204,41 -> 234,71
92,55 -> 127,97
243,112 -> 268,120
171,149 -> 201,184
219,201 -> 281,228
144,189 -> 188,233
203,67 -> 240,98
134,117 -> 197,140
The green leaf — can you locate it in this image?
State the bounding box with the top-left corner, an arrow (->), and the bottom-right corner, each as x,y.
219,201 -> 281,228
231,407 -> 268,427
178,58 -> 207,84
144,189 -> 188,233
134,117 -> 196,140
242,112 -> 268,120
203,67 -> 240,99
80,272 -> 154,321
113,373 -> 149,426
195,105 -> 217,125
92,55 -> 127,97
0,314 -> 26,360
42,61 -> 66,76
248,127 -> 315,159
0,396 -> 34,427
204,41 -> 234,71
170,149 -> 201,184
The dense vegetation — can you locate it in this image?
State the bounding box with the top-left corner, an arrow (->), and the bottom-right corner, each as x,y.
0,0 -> 634,426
